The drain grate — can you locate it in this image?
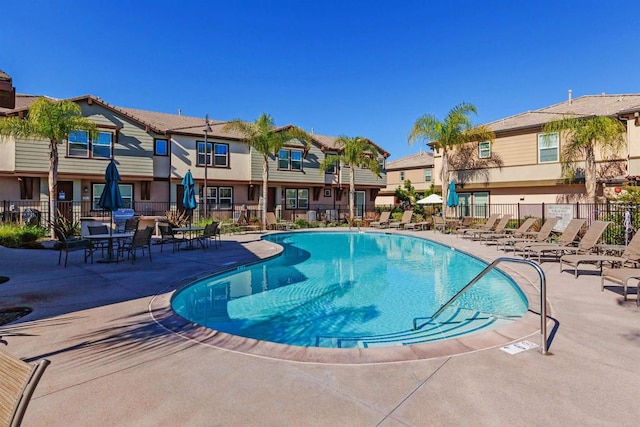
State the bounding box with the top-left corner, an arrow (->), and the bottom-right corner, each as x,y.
0,307 -> 32,326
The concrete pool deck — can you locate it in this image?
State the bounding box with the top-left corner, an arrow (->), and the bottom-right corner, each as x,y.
1,229 -> 639,425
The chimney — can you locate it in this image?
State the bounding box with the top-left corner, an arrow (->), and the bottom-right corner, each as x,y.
568,89 -> 572,104
178,109 -> 182,116
311,127 -> 314,134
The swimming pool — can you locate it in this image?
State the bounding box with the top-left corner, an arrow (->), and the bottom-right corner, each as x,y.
171,231 -> 528,349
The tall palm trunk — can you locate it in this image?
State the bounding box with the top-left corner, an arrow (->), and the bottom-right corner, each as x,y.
262,156 -> 269,230
49,139 -> 58,238
349,164 -> 355,219
585,144 -> 596,203
441,149 -> 449,219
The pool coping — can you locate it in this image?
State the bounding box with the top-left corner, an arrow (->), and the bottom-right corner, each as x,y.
149,230 -> 549,364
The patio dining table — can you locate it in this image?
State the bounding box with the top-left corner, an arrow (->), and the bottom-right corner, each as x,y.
172,226 -> 205,250
85,232 -> 134,263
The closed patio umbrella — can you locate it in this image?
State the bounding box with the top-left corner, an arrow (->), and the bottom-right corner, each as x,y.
182,170 -> 197,225
446,181 -> 459,208
98,159 -> 124,233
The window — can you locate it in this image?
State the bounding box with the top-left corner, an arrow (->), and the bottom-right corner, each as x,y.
197,141 -> 212,166
202,186 -> 233,210
68,130 -> 113,158
214,143 -> 229,167
324,155 -> 336,174
400,171 -> 405,181
285,188 -> 308,209
478,141 -> 491,159
538,132 -> 559,163
278,149 -> 303,171
92,183 -> 133,210
154,139 -> 168,156
19,177 -> 35,200
424,169 -> 432,182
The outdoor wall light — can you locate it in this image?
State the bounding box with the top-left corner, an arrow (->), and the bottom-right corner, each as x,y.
83,186 -> 89,194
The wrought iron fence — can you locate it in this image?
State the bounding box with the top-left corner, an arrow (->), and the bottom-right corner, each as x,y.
2,200 -> 638,244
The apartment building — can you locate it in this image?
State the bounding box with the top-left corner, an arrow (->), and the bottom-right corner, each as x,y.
0,94 -> 388,221
429,94 -> 640,207
375,151 -> 434,206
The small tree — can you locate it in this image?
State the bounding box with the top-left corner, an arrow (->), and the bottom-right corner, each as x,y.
223,114 -> 312,227
319,136 -> 382,219
542,115 -> 626,203
0,98 -> 96,238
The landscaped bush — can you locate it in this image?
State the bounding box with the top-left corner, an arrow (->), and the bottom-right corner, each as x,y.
0,224 -> 48,248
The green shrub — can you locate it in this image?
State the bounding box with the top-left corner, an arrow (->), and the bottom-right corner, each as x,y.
0,224 -> 47,248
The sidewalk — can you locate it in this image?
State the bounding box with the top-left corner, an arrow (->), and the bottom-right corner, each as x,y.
1,230 -> 639,426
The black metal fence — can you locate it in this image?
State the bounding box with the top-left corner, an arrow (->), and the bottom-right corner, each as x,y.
2,199 -> 638,244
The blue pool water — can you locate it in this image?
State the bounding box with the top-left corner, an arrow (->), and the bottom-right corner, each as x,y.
171,232 -> 528,348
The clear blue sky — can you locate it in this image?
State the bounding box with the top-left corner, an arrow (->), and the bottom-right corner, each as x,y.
2,0 -> 638,160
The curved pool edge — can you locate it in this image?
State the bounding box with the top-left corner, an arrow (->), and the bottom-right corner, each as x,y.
149,229 -> 549,364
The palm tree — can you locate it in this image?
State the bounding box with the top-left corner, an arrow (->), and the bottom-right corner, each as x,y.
223,114 -> 312,228
408,102 -> 495,217
542,115 -> 626,203
0,97 -> 96,237
319,136 -> 382,220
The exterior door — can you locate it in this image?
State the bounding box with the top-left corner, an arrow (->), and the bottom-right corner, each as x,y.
56,181 -> 74,222
355,191 -> 365,217
177,185 -> 185,214
267,187 -> 276,212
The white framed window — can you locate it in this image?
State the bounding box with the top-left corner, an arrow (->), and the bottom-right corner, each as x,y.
197,141 -> 212,166
278,149 -> 303,170
202,186 -> 233,210
68,130 -> 113,158
538,132 -> 559,163
424,169 -> 432,182
285,188 -> 308,209
92,183 -> 133,210
324,154 -> 337,174
478,141 -> 491,159
214,143 -> 229,167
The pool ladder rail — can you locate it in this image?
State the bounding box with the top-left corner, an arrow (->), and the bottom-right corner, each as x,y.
428,257 -> 549,355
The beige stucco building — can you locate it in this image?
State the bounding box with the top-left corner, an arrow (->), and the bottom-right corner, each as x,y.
375,151 -> 434,206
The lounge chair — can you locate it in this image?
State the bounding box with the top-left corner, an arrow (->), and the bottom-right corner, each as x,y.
480,217 -> 537,245
432,215 -> 446,232
515,218 -> 585,256
458,214 -> 501,237
369,211 -> 391,229
527,220 -> 609,262
466,214 -> 512,240
265,212 -> 293,230
600,267 -> 640,305
497,217 -> 560,252
449,216 -> 473,233
404,216 -> 432,231
560,230 -> 640,278
0,346 -> 50,427
389,210 -> 413,229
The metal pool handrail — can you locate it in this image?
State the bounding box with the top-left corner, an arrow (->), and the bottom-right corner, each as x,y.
430,257 -> 549,355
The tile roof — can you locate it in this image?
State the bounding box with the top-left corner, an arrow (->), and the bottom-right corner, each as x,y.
487,94 -> 640,133
386,151 -> 433,170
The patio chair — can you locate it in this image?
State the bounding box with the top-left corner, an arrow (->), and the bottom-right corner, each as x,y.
514,218 -> 584,255
0,346 -> 50,427
119,226 -> 153,263
404,216 -> 432,231
458,214 -> 501,237
389,210 -> 413,229
527,220 -> 609,262
124,217 -> 140,233
87,224 -> 110,257
55,228 -> 93,267
465,214 -> 512,240
369,211 -> 391,229
449,216 -> 473,233
560,229 -> 640,278
157,223 -> 183,253
600,267 -> 640,305
480,217 -> 537,245
202,222 -> 221,249
265,212 -> 293,230
497,217 -> 560,252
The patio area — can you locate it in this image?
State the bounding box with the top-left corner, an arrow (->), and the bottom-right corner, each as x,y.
1,229 -> 639,426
